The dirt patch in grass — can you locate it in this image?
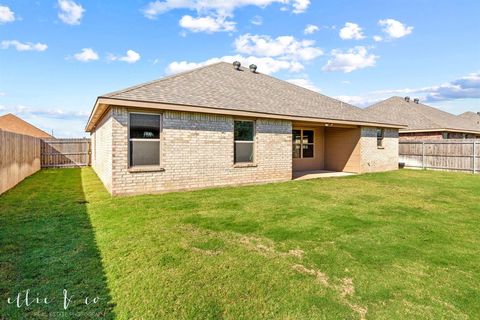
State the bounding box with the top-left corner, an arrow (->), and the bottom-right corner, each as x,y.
292,264 -> 329,286
239,236 -> 305,259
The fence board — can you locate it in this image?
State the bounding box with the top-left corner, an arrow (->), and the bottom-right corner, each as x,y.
41,138 -> 91,168
399,140 -> 479,173
0,129 -> 41,194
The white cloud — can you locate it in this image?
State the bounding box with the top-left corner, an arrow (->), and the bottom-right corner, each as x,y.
292,0 -> 310,13
179,15 -> 235,32
322,46 -> 378,73
333,95 -> 381,108
234,33 -> 323,61
1,40 -> 48,52
373,35 -> 383,42
286,78 -> 320,92
339,22 -> 365,40
57,0 -> 85,25
108,50 -> 141,63
0,105 -> 89,122
250,15 -> 263,26
166,32 -> 322,76
73,48 -> 98,62
166,55 -> 304,75
337,72 -> 480,108
424,72 -> 480,102
378,19 -> 413,39
0,5 -> 15,24
143,0 -> 309,18
143,0 -> 309,33
304,24 -> 319,35
0,105 -> 90,137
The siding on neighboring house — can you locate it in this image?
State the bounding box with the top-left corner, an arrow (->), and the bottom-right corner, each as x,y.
91,109 -> 113,192
107,106 -> 292,195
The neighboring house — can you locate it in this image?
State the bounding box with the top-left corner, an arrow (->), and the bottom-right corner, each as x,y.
0,113 -> 53,139
366,97 -> 480,141
85,62 -> 403,195
458,111 -> 480,129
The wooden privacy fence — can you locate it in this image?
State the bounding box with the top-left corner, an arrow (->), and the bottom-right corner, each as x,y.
399,140 -> 480,173
41,138 -> 91,168
0,129 -> 41,194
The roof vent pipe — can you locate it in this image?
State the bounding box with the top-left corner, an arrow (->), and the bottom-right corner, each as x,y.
414,98 -> 420,104
233,61 -> 241,70
404,96 -> 410,102
249,64 -> 257,73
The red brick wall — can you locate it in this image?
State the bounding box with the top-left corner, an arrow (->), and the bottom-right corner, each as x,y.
399,132 -> 444,141
400,131 -> 480,141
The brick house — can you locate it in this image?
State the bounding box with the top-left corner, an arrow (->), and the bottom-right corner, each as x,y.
85,62 -> 403,195
0,113 -> 53,138
366,96 -> 480,141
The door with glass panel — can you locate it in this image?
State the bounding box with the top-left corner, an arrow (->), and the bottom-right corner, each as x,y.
292,128 -> 319,171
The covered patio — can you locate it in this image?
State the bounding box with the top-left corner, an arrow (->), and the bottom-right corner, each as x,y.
292,122 -> 362,178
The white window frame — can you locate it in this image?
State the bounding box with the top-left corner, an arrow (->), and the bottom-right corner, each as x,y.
234,119 -> 255,164
128,112 -> 162,168
292,129 -> 315,159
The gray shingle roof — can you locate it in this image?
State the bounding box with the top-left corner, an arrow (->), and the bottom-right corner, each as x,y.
100,62 -> 400,126
458,111 -> 480,128
365,96 -> 480,133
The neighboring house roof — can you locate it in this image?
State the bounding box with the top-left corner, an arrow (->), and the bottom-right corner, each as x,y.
86,62 -> 404,131
365,96 -> 480,134
0,113 -> 53,138
458,111 -> 480,128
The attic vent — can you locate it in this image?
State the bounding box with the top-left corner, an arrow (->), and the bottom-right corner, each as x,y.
233,61 -> 241,70
414,98 -> 420,104
249,64 -> 257,73
404,96 -> 410,102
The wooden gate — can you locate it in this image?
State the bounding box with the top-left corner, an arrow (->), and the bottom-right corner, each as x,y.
41,138 -> 91,168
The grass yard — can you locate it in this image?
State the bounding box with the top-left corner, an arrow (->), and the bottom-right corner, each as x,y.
1,168 -> 479,319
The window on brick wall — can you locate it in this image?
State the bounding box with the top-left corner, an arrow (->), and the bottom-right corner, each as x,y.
377,128 -> 385,147
234,120 -> 255,163
292,129 -> 314,158
129,113 -> 161,167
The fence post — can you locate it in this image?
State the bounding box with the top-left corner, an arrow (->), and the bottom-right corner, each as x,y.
422,142 -> 425,169
474,141 -> 477,174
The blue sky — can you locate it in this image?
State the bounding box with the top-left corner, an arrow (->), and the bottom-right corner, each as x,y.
0,0 -> 479,137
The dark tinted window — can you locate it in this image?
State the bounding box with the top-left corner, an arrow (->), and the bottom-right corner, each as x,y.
130,114 -> 160,139
377,128 -> 384,147
234,121 -> 254,163
303,130 -> 314,144
129,113 -> 161,167
234,121 -> 254,141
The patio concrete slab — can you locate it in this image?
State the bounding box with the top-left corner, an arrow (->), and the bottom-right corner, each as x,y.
292,170 -> 356,180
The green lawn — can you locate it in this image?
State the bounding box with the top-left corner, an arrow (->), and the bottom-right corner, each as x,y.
1,168 -> 479,319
